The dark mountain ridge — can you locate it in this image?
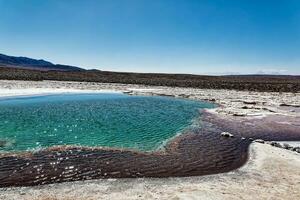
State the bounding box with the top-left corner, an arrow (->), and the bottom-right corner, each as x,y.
0,53 -> 84,71
0,53 -> 53,66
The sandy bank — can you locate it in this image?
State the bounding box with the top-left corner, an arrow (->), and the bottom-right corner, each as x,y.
0,143 -> 299,200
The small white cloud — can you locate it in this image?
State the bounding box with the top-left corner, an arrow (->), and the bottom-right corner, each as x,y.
256,69 -> 288,75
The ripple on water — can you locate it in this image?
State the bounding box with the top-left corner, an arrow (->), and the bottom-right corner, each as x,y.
0,93 -> 215,152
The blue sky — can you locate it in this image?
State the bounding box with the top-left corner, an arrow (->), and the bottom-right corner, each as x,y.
0,0 -> 299,74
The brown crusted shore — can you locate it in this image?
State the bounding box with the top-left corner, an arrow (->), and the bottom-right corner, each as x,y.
0,80 -> 299,188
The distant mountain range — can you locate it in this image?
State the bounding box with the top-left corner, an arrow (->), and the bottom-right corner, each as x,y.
0,53 -> 84,71
0,53 -> 299,92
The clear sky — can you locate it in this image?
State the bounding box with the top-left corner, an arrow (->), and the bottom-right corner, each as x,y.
0,0 -> 299,75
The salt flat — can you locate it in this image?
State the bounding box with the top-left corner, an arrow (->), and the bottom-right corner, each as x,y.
0,80 -> 299,118
0,80 -> 299,200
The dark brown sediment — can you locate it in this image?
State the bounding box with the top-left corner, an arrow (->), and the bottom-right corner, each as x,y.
0,112 -> 299,188
203,112 -> 300,141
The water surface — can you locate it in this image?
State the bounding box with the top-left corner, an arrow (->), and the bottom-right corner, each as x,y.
0,93 -> 215,152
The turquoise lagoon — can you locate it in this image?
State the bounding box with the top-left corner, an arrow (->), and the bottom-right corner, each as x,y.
0,93 -> 215,152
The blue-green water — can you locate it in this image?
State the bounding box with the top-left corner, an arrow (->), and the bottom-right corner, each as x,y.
0,93 -> 215,152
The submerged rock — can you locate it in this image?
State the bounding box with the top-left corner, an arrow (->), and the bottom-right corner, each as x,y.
221,132 -> 234,138
0,140 -> 7,147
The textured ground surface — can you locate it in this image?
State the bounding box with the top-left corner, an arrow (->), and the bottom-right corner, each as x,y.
0,143 -> 299,200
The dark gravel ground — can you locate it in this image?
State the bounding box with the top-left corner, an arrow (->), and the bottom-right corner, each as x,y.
0,67 -> 299,92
